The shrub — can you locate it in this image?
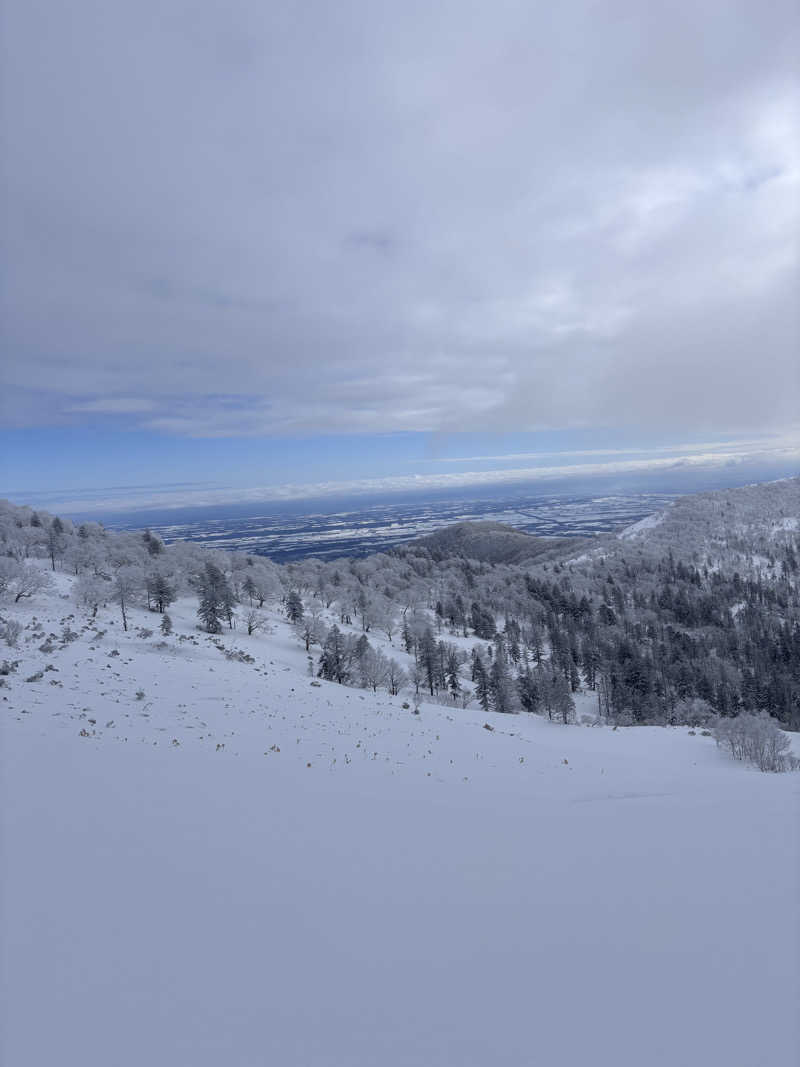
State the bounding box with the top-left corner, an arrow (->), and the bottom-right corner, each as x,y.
674,697 -> 714,728
713,712 -> 796,773
2,619 -> 23,648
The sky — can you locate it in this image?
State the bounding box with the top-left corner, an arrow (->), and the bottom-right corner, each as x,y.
1,1 -> 798,512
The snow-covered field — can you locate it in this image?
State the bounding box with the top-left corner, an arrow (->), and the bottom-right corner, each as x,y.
2,575 -> 798,1066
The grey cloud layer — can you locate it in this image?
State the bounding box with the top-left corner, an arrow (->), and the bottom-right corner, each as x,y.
2,0 -> 798,435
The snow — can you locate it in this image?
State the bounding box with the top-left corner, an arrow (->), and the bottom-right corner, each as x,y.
2,574 -> 799,1066
618,508 -> 667,539
771,516 -> 799,537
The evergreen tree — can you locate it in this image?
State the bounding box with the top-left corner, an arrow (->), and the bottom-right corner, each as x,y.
419,626 -> 439,695
197,562 -> 235,633
286,590 -> 304,624
147,571 -> 175,614
518,666 -> 540,713
446,647 -> 461,703
489,652 -> 514,713
318,625 -> 350,684
473,653 -> 490,712
46,516 -> 65,571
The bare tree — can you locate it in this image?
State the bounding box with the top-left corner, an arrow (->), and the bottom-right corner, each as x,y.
111,565 -> 143,632
245,609 -> 269,636
74,573 -> 108,618
11,564 -> 53,604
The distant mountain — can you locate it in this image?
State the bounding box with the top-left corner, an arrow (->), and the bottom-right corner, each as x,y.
401,520 -> 588,565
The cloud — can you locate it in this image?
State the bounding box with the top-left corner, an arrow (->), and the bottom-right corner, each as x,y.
25,437 -> 800,515
413,434 -> 800,465
1,1 -> 797,438
66,397 -> 157,415
344,230 -> 398,256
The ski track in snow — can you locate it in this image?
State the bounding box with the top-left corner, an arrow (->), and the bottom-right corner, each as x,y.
2,570 -> 799,1067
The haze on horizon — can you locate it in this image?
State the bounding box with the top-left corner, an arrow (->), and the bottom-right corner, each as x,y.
1,1 -> 798,503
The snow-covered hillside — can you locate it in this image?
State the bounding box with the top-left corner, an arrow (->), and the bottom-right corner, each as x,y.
616,476 -> 800,564
2,567 -> 798,1066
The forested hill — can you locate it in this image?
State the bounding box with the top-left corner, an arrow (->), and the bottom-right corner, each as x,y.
401,477 -> 800,571
610,476 -> 800,564
393,477 -> 800,729
403,520 -> 583,565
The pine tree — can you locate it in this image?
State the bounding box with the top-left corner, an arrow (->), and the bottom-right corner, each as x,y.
318,625 -> 350,684
474,654 -> 490,712
419,626 -> 438,695
286,590 -> 304,624
489,654 -> 514,713
147,571 -> 175,613
197,562 -> 235,633
518,666 -> 540,713
47,516 -> 65,571
446,647 -> 461,703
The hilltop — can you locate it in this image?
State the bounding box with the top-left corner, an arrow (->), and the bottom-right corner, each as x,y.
402,519 -> 584,564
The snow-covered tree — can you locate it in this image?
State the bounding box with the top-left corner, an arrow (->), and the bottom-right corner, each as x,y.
111,565 -> 144,632
74,573 -> 108,618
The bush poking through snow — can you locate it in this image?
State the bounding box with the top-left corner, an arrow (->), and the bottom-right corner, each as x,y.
713,713 -> 797,773
2,618 -> 23,648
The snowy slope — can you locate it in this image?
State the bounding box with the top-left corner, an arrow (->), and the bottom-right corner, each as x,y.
618,507 -> 669,539
617,476 -> 800,559
2,573 -> 799,1066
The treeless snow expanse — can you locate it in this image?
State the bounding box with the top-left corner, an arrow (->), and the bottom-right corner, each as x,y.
2,578 -> 798,1066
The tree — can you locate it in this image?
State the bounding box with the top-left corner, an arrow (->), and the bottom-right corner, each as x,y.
74,573 -> 107,618
386,658 -> 408,696
243,562 -> 281,607
160,612 -> 173,636
518,666 -> 540,714
446,647 -> 461,703
294,615 -> 327,651
245,609 -> 268,636
0,558 -> 20,599
10,563 -> 53,604
489,652 -> 515,714
146,571 -> 175,613
286,590 -> 304,624
540,671 -> 575,724
46,517 -> 66,571
374,598 -> 399,642
198,588 -> 222,634
1,617 -> 23,648
419,626 -> 439,696
471,601 -> 496,639
142,529 -> 164,556
359,645 -> 390,692
197,562 -> 235,633
111,565 -> 143,632
318,625 -> 351,684
473,653 -> 490,712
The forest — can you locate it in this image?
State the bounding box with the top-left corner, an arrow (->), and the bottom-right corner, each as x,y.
2,478 -> 799,738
